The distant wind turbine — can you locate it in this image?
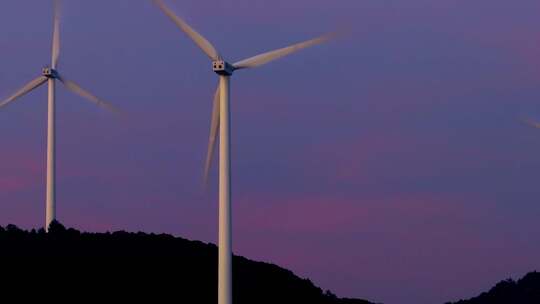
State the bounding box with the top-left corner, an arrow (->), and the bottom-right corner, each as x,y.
0,0 -> 120,231
152,1 -> 335,303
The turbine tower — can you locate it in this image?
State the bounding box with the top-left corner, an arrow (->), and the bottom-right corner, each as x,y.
152,1 -> 334,303
0,0 -> 119,231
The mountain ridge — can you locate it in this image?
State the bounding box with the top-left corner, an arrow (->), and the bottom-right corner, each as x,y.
445,271 -> 540,304
0,221 -> 376,304
2,221 -> 538,304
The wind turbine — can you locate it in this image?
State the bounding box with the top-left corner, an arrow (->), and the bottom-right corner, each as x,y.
0,0 -> 119,231
152,1 -> 334,303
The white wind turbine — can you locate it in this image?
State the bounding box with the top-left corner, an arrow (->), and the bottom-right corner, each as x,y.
0,0 -> 119,231
152,1 -> 335,303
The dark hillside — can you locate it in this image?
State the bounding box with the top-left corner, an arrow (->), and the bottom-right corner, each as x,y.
0,221 -> 376,304
446,272 -> 540,304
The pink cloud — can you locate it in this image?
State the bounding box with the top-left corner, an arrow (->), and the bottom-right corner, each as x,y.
232,192 -> 538,302
0,149 -> 42,193
0,177 -> 30,192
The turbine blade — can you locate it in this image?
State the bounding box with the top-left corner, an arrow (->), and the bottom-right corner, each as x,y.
521,118 -> 540,129
204,84 -> 220,185
233,32 -> 337,70
57,74 -> 121,114
152,0 -> 220,60
0,76 -> 48,109
51,0 -> 61,69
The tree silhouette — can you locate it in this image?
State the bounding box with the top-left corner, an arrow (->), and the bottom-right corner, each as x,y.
0,222 -> 379,304
446,272 -> 540,304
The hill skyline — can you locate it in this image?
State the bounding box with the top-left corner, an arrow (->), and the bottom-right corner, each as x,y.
446,272 -> 540,304
1,221 -> 538,304
0,221 -> 376,304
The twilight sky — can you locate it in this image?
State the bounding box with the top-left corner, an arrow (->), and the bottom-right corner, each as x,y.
1,1 -> 540,303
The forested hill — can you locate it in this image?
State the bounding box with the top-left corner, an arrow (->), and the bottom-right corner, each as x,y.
446,271 -> 540,304
0,221 -> 376,304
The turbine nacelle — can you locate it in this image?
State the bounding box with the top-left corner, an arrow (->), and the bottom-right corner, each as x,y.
212,60 -> 234,76
42,67 -> 59,79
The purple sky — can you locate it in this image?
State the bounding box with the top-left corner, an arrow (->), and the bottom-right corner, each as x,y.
1,1 -> 540,303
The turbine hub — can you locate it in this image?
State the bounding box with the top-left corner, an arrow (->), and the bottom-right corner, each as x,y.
42,67 -> 58,79
212,60 -> 234,76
